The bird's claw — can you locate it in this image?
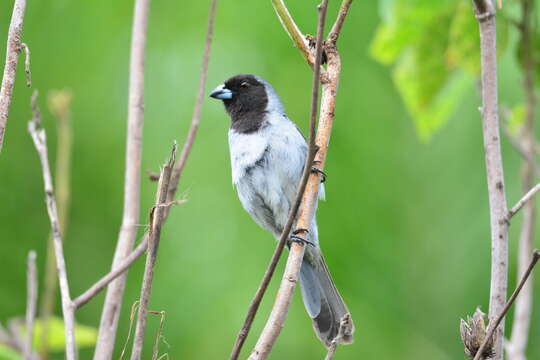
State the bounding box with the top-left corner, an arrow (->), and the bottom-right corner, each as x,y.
311,163 -> 327,183
289,228 -> 314,247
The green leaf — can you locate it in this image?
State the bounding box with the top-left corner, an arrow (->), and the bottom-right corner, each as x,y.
370,0 -> 454,64
26,317 -> 98,352
0,345 -> 21,360
447,1 -> 480,73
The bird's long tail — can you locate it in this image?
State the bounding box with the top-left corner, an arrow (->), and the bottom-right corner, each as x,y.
299,250 -> 355,347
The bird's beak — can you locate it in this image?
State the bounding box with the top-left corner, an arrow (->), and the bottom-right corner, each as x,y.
209,84 -> 233,100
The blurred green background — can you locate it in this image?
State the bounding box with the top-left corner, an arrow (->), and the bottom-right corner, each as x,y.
0,0 -> 538,359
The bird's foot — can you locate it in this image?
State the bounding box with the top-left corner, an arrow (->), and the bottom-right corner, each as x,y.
289,228 -> 314,247
311,161 -> 327,183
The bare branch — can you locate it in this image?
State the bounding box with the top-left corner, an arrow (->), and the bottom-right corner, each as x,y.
167,0 -> 218,204
73,238 -> 148,309
130,145 -> 176,360
28,91 -> 77,360
324,314 -> 352,360
24,251 -> 37,360
506,182 -> 540,221
472,250 -> 540,360
247,2 -> 331,359
95,0 -> 151,357
0,0 -> 28,151
470,1 -> 509,358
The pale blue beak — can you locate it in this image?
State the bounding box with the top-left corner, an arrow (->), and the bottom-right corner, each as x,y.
209,84 -> 233,100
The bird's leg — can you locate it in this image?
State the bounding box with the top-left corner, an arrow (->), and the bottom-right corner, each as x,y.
289,228 -> 314,247
311,160 -> 327,183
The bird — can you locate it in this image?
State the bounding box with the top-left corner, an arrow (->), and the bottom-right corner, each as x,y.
209,74 -> 354,347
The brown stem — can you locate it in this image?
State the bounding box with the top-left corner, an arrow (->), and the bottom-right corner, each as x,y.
130,146 -> 176,360
0,0 -> 27,151
28,91 -> 77,360
94,0 -> 151,358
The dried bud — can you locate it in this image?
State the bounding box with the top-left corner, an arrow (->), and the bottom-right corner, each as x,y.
460,307 -> 494,359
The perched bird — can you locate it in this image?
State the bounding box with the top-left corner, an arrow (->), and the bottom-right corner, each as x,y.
209,74 -> 354,347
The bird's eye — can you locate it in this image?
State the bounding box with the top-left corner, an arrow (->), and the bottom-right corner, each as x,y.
239,82 -> 249,90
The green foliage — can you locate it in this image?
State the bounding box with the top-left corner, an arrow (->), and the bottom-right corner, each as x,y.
30,317 -> 97,352
0,345 -> 21,360
371,0 -> 510,140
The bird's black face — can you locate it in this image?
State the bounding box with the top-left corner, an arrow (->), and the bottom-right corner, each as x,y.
209,74 -> 268,121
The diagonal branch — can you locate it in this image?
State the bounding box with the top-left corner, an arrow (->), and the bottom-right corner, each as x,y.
506,182 -> 540,221
167,0 -> 218,204
0,0 -> 28,151
95,0 -> 151,357
472,250 -> 540,360
28,91 -> 77,360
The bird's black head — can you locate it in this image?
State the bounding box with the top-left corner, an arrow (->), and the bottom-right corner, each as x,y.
209,74 -> 269,133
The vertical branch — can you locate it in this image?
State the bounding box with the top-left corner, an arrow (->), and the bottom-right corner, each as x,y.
248,2 -> 332,359
95,0 -> 151,358
507,1 -> 537,359
24,251 -> 37,360
28,91 -> 77,360
0,0 -> 28,151
471,1 -> 509,359
40,89 -> 73,360
130,146 -> 176,360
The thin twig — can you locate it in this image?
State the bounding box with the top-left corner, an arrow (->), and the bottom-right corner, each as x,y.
28,91 -> 77,360
506,182 -> 540,221
167,0 -> 218,204
247,2 -> 331,359
470,1 -> 509,359
95,0 -> 151,357
130,145 -> 176,360
507,1 -> 537,359
324,314 -> 352,360
40,89 -> 73,359
271,0 -> 329,83
21,43 -> 31,87
72,238 -> 148,309
472,250 -> 540,360
23,251 -> 37,360
0,0 -> 28,151
327,0 -> 353,43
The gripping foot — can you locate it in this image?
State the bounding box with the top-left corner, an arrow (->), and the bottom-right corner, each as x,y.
311,161 -> 327,183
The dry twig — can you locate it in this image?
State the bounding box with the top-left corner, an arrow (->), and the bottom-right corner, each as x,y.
167,0 -> 218,204
472,250 -> 540,360
23,251 -> 37,360
95,0 -> 151,357
507,182 -> 540,221
130,146 -> 177,360
0,0 -> 28,151
470,1 -> 509,358
28,91 -> 77,360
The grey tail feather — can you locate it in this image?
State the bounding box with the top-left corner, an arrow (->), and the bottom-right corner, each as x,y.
299,252 -> 355,348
